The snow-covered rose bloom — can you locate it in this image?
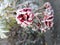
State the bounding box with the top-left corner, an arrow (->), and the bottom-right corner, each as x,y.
16,8 -> 34,28
41,2 -> 54,31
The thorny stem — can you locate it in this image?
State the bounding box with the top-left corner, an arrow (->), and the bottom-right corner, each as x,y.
35,16 -> 41,25
32,23 -> 39,29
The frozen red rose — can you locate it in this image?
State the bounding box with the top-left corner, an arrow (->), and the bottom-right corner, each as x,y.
16,8 -> 34,28
42,2 -> 54,30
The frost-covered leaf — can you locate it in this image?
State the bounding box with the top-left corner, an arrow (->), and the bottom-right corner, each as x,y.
0,32 -> 8,39
0,29 -> 9,39
0,29 -> 9,33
